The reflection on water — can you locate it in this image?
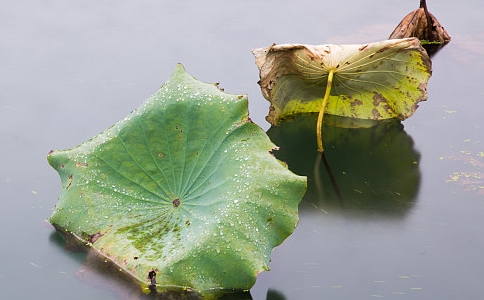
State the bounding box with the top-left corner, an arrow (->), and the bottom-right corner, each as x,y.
266,289 -> 286,300
267,114 -> 421,219
1,0 -> 482,298
50,229 -> 256,300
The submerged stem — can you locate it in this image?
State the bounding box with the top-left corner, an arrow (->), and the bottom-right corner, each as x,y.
316,69 -> 334,152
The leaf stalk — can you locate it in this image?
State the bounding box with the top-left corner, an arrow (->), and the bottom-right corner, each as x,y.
316,69 -> 334,152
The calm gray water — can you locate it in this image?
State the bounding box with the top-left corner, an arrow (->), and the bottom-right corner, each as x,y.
1,0 -> 483,299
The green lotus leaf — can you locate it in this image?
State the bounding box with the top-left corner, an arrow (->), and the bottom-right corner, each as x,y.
253,38 -> 432,125
47,64 -> 307,296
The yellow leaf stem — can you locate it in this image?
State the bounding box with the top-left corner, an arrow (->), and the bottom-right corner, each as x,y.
316,69 -> 334,152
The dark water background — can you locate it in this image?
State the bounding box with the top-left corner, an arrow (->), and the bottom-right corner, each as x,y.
1,0 -> 483,299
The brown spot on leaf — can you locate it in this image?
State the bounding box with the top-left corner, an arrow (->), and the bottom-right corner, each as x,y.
87,231 -> 104,244
75,162 -> 88,168
351,99 -> 363,107
66,174 -> 73,190
172,198 -> 181,207
373,92 -> 387,107
377,47 -> 389,54
372,108 -> 381,120
148,269 -> 157,287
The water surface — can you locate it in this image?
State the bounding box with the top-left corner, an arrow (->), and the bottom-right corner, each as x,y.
1,1 -> 483,299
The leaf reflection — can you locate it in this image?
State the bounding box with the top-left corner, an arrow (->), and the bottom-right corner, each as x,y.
50,229 -> 253,300
267,114 -> 421,218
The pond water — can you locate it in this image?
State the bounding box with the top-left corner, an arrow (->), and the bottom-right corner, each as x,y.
1,0 -> 483,299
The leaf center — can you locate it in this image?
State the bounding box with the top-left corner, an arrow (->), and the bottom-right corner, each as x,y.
172,198 -> 181,207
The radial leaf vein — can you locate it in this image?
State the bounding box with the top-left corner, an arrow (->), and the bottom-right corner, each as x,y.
162,108 -> 178,197
94,154 -> 167,201
182,120 -> 235,199
117,133 -> 171,199
338,51 -> 403,73
337,74 -> 398,94
138,117 -> 175,197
